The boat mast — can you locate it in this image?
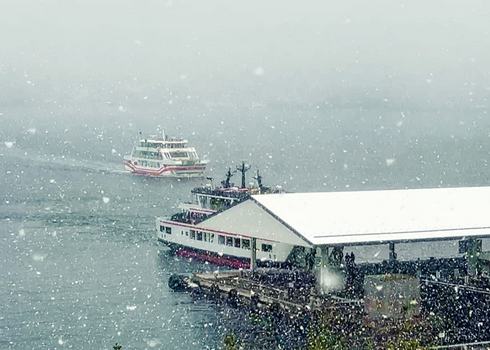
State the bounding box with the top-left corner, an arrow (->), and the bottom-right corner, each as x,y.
236,162 -> 251,189
222,168 -> 234,188
254,169 -> 263,192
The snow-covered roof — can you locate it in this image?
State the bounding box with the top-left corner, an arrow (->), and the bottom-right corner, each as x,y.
251,186 -> 490,246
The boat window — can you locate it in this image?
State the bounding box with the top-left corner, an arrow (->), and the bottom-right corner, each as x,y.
190,230 -> 196,239
261,244 -> 272,252
198,196 -> 208,208
218,235 -> 225,245
165,227 -> 172,234
160,225 -> 165,232
210,197 -> 227,211
204,232 -> 212,242
169,151 -> 188,158
242,239 -> 250,250
209,234 -> 214,243
226,237 -> 233,246
134,150 -> 162,160
234,238 -> 241,248
197,231 -> 203,241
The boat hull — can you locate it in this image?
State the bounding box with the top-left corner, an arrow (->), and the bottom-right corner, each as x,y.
123,159 -> 206,178
160,239 -> 251,269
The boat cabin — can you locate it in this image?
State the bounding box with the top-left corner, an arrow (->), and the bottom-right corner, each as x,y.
133,138 -> 199,161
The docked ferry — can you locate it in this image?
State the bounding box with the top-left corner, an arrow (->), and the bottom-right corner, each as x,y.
123,132 -> 208,177
156,164 -> 297,268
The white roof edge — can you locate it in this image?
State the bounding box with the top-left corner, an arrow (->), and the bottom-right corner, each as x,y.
250,196 -> 315,246
251,185 -> 490,198
313,228 -> 490,246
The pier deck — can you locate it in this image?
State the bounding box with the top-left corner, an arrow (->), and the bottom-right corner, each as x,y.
188,269 -> 361,313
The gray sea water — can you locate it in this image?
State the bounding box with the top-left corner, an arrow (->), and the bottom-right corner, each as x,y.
0,105 -> 489,349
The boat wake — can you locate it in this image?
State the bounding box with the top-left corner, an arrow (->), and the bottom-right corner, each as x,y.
2,147 -> 124,175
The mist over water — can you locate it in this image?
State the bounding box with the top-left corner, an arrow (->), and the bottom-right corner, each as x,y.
1,0 -> 490,348
2,104 -> 489,193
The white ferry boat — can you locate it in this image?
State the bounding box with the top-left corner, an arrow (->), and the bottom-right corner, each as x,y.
156,164 -> 300,269
123,132 -> 208,177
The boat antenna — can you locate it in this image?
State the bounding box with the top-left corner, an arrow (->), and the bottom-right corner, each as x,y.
236,161 -> 251,189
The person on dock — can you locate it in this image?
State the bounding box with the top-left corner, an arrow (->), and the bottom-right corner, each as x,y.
345,252 -> 363,298
329,247 -> 344,267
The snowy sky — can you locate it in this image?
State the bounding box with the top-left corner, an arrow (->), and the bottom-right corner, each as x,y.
1,0 -> 489,109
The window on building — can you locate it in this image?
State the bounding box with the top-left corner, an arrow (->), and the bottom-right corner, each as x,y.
261,244 -> 272,252
160,225 -> 165,232
234,238 -> 241,248
209,234 -> 215,243
165,227 -> 172,234
218,235 -> 225,245
197,231 -> 203,241
190,230 -> 196,239
242,239 -> 250,250
226,237 -> 233,246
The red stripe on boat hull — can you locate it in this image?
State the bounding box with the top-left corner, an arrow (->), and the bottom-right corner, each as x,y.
123,159 -> 206,177
174,247 -> 250,269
